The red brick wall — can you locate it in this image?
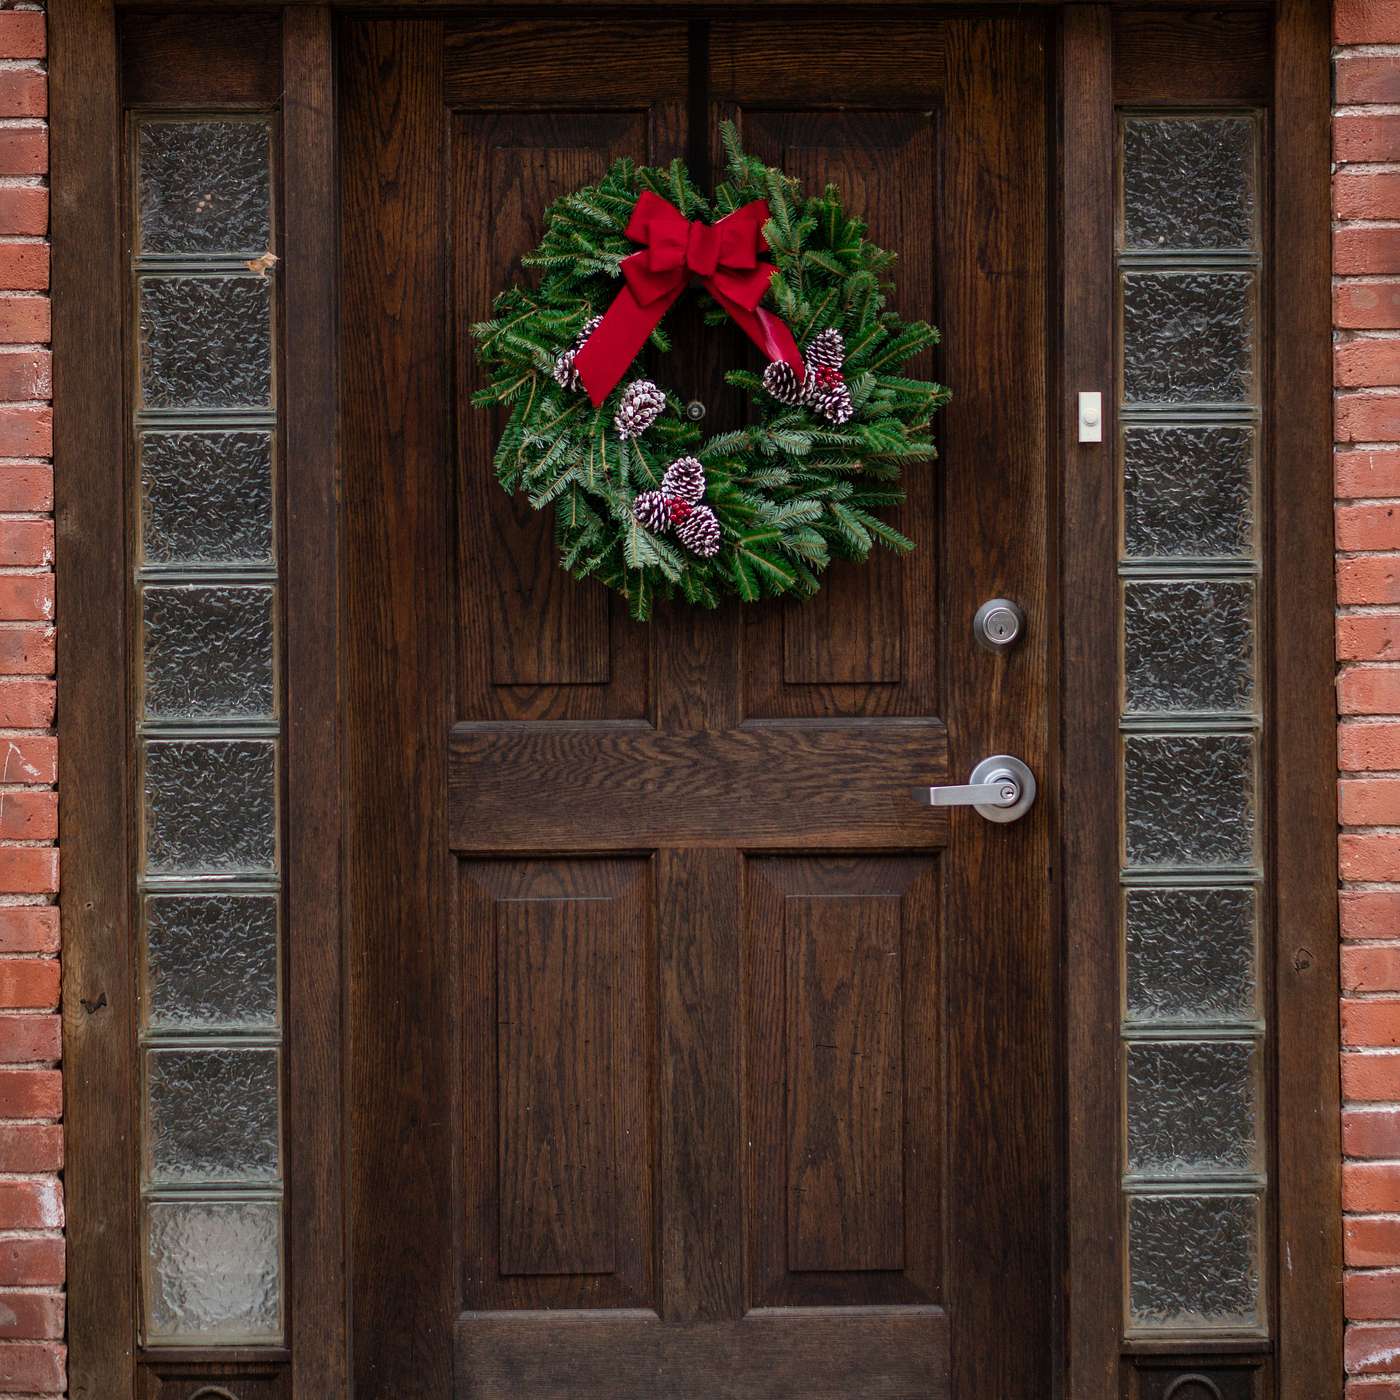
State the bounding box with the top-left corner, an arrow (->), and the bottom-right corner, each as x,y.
0,5 -> 60,1397
1338,2 -> 1400,1395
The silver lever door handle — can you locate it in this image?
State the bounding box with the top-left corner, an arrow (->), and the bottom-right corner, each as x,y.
911,754 -> 1036,824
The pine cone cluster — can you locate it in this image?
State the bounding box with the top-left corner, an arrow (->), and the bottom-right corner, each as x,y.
551,315 -> 603,391
660,456 -> 705,504
629,457 -> 721,558
615,379 -> 667,440
760,329 -> 853,423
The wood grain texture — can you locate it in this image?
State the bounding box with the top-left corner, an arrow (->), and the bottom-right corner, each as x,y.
120,10 -> 280,108
1112,9 -> 1272,104
448,720 -> 950,850
940,19 -> 1056,1400
339,20 -> 455,1397
281,10 -> 348,1396
1060,9 -> 1120,1400
1271,0 -> 1343,1393
52,2 -> 135,1395
746,858 -> 941,1308
456,1307 -> 950,1400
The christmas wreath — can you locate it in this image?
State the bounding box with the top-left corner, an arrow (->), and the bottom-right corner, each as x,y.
471,123 -> 950,620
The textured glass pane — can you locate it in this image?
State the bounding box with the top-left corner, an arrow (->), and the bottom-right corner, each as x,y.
142,584 -> 275,721
139,430 -> 274,567
1123,580 -> 1255,715
1126,1039 -> 1259,1176
1123,425 -> 1255,560
143,739 -> 277,876
145,1197 -> 282,1344
138,120 -> 271,256
146,1047 -> 280,1186
144,893 -> 278,1033
1124,733 -> 1256,869
1125,887 -> 1258,1025
1122,272 -> 1256,405
1127,1193 -> 1261,1331
1123,117 -> 1256,252
138,275 -> 273,410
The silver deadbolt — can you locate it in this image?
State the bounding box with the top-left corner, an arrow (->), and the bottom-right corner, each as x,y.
911,754 -> 1037,823
974,597 -> 1025,651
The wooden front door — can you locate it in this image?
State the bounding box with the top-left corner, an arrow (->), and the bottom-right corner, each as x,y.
339,12 -> 1052,1399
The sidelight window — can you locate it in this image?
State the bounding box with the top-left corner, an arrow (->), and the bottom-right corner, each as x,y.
131,116 -> 284,1346
1115,113 -> 1266,1336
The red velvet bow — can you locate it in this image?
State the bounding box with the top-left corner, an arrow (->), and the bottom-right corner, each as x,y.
573,190 -> 805,407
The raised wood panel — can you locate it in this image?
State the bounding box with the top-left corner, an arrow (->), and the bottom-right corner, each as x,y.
461,859 -> 655,1312
450,27 -> 686,722
1112,9 -> 1272,104
709,22 -> 947,101
457,112 -> 629,696
444,18 -> 689,108
497,895 -> 619,1276
719,102 -> 941,718
786,893 -> 904,1273
120,12 -> 281,109
746,857 -> 941,1308
455,1308 -> 950,1400
448,720 -> 951,851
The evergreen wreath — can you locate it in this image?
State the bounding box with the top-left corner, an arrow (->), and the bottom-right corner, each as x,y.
471,123 -> 951,621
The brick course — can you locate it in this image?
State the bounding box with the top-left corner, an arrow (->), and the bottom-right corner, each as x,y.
0,14 -> 59,1396
1338,6 -> 1400,1390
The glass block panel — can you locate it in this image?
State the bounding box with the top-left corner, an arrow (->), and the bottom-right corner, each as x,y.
143,739 -> 277,876
142,584 -> 275,721
144,893 -> 279,1033
1123,580 -> 1255,716
1126,1039 -> 1259,1176
145,1047 -> 280,1186
137,275 -> 273,410
138,120 -> 271,256
1124,733 -> 1256,869
1122,425 -> 1255,561
1122,272 -> 1256,406
144,1197 -> 282,1345
139,430 -> 274,567
1123,117 -> 1257,253
1125,887 -> 1258,1025
1127,1193 -> 1261,1331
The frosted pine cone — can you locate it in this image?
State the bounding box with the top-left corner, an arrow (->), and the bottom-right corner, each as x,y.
808,367 -> 855,425
660,456 -> 706,505
551,315 -> 603,392
676,503 -> 721,558
805,328 -> 846,372
762,359 -> 805,406
615,379 -> 666,440
631,490 -> 672,533
552,348 -> 582,391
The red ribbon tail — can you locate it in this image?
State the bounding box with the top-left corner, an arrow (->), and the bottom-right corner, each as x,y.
574,281 -> 683,407
706,282 -> 805,382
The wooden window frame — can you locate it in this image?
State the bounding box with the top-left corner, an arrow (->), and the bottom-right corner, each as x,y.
52,1 -> 1335,1396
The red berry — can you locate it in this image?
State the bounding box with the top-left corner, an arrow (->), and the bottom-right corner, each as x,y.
666,497 -> 693,525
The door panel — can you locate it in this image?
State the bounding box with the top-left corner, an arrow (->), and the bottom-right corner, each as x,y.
341,14 -> 1052,1399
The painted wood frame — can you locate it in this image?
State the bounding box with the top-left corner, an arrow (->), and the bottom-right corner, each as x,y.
53,2 -> 1338,1396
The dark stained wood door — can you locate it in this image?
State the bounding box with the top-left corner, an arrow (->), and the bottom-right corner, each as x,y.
340,13 -> 1053,1399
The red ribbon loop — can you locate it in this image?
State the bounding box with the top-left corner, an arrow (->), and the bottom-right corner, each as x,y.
573,190 -> 805,407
